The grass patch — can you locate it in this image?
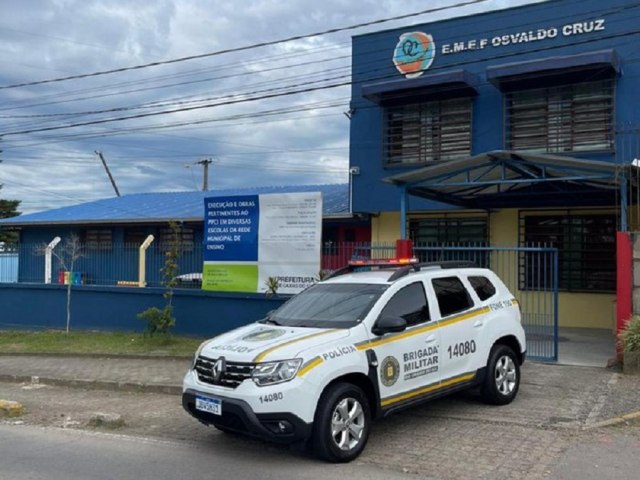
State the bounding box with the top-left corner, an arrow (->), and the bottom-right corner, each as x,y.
0,330 -> 204,357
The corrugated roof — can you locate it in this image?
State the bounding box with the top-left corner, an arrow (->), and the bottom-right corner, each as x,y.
0,184 -> 349,226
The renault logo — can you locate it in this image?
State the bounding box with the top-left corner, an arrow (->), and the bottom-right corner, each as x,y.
212,357 -> 226,383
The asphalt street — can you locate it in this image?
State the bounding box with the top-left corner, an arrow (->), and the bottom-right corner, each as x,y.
0,424 -> 414,480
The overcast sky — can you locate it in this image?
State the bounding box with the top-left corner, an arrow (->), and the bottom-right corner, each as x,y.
0,0 -> 543,214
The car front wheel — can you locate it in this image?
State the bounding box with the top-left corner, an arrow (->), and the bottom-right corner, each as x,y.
312,382 -> 371,463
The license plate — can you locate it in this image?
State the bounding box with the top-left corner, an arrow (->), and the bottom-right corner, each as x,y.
195,396 -> 221,415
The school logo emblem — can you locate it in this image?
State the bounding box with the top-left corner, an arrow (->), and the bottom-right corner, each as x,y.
380,356 -> 400,387
241,328 -> 286,342
393,31 -> 435,79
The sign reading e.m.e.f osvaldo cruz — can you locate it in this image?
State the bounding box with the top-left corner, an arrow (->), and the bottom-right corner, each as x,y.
203,192 -> 322,294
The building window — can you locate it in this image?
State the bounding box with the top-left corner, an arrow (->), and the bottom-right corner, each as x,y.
410,217 -> 487,244
506,79 -> 614,153
158,225 -> 194,252
384,97 -> 472,165
410,217 -> 488,266
519,213 -> 616,292
83,228 -> 112,250
124,229 -> 150,246
322,227 -> 339,255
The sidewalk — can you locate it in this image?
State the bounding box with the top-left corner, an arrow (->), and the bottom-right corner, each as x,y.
0,354 -> 639,427
0,354 -> 190,395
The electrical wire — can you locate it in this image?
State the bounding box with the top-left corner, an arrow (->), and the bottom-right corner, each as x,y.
0,0 -> 490,90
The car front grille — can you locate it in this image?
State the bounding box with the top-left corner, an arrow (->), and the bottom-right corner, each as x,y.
194,355 -> 255,389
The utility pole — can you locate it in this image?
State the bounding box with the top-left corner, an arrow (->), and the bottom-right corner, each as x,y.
196,158 -> 213,191
95,150 -> 121,197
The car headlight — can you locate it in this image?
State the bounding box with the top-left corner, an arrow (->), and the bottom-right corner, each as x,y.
252,359 -> 303,386
191,340 -> 212,369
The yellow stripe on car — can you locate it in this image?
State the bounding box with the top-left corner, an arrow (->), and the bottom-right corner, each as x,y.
297,357 -> 324,377
381,372 -> 476,407
253,329 -> 339,363
356,307 -> 488,351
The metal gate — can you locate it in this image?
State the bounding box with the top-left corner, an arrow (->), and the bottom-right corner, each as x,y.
412,245 -> 559,362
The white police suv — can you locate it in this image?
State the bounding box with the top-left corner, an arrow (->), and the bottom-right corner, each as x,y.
182,261 -> 526,462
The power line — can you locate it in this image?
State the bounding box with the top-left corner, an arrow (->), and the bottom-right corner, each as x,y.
0,0 -> 489,90
2,0 -> 632,135
5,22 -> 640,139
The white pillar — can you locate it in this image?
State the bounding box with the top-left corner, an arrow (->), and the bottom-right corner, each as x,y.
45,237 -> 61,284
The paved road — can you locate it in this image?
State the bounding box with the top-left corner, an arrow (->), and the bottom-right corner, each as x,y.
547,423 -> 640,480
0,424 -> 414,480
1,356 -> 640,479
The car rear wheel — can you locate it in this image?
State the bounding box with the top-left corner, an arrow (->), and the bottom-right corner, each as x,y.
312,382 -> 371,463
480,344 -> 520,405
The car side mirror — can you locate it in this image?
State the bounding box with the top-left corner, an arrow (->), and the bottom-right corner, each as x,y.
372,316 -> 407,336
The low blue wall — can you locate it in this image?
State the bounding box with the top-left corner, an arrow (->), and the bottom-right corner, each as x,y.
0,284 -> 289,337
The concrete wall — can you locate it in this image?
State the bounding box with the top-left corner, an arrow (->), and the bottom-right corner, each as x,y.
0,284 -> 287,337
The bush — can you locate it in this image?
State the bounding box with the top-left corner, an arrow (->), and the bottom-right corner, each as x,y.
137,305 -> 175,337
619,315 -> 640,353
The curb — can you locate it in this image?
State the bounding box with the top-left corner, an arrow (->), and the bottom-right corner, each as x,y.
0,374 -> 182,396
585,410 -> 640,429
0,352 -> 192,361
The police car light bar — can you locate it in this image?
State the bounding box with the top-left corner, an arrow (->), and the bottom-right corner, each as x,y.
348,258 -> 419,266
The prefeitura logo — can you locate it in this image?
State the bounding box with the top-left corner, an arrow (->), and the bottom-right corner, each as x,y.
393,31 -> 435,78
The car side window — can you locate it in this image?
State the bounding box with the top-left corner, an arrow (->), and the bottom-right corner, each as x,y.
432,276 -> 474,317
378,282 -> 430,327
468,276 -> 497,301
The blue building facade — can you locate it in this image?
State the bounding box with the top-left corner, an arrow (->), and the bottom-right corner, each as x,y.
350,0 -> 637,212
349,0 -> 640,329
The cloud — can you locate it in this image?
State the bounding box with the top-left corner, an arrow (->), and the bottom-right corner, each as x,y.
0,0 -> 543,213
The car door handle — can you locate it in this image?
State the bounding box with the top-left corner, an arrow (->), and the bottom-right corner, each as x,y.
425,334 -> 437,344
473,319 -> 484,328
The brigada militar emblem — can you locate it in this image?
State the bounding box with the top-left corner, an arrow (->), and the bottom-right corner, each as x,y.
380,356 -> 400,387
241,328 -> 286,342
393,31 -> 435,79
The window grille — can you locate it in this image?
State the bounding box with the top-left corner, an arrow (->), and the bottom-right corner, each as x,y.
159,226 -> 194,252
385,97 -> 472,165
506,79 -> 614,153
83,228 -> 112,250
410,217 -> 488,267
410,217 -> 487,244
519,213 -> 615,292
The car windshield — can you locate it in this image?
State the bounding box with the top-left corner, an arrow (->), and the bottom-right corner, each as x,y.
265,283 -> 388,328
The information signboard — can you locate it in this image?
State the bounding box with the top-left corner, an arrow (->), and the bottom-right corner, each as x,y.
203,192 -> 322,294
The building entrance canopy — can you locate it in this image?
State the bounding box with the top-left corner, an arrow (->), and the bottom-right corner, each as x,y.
383,150 -> 637,232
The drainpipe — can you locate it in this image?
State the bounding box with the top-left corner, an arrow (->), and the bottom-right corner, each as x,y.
348,167 -> 360,214
138,235 -> 155,287
44,237 -> 61,284
620,168 -> 629,232
400,185 -> 407,240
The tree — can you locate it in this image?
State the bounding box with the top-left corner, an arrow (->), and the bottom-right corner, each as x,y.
137,221 -> 181,336
0,139 -> 22,244
36,235 -> 84,333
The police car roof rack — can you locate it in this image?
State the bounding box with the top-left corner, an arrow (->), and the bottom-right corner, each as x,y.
387,260 -> 476,281
324,260 -> 476,281
323,258 -> 418,280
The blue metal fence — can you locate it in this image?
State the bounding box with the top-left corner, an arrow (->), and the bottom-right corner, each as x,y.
0,252 -> 18,283
412,244 -> 559,362
0,241 -> 558,360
